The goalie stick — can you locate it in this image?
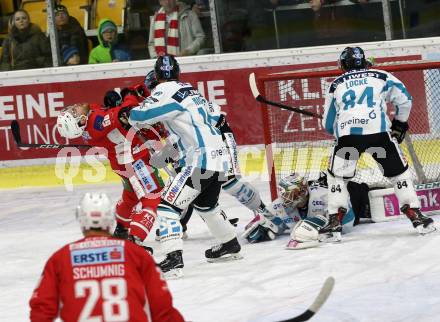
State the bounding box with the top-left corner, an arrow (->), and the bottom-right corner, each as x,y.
249,72 -> 323,119
10,120 -> 92,149
278,276 -> 335,322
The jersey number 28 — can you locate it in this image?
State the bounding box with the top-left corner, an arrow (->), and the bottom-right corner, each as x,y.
75,277 -> 129,321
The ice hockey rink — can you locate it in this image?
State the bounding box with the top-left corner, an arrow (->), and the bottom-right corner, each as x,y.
1,179 -> 440,322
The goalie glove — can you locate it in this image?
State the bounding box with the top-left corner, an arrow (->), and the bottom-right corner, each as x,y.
390,119 -> 409,144
242,214 -> 281,243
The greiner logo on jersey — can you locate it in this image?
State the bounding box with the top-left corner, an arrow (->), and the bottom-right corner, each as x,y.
70,246 -> 125,266
210,146 -> 228,159
340,117 -> 370,130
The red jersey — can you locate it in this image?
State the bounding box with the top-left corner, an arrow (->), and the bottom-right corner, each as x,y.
82,96 -> 151,172
29,236 -> 184,322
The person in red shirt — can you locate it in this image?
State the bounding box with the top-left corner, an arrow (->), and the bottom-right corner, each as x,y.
29,192 -> 184,322
56,88 -> 165,248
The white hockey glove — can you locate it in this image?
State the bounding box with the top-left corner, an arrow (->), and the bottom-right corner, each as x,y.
149,141 -> 180,169
286,215 -> 327,250
242,214 -> 280,243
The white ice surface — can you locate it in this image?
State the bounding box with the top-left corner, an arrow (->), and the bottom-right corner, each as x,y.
1,180 -> 440,322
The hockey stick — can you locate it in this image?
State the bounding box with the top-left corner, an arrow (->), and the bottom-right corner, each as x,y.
10,120 -> 92,149
278,276 -> 335,322
249,73 -> 323,119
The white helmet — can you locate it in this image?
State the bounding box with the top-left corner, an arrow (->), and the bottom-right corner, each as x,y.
57,107 -> 86,139
277,173 -> 309,208
76,193 -> 114,233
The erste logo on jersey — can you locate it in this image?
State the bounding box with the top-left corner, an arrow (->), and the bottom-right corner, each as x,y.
71,246 -> 125,266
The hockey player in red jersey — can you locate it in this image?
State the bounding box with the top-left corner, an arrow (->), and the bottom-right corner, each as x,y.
56,88 -> 165,248
29,192 -> 184,322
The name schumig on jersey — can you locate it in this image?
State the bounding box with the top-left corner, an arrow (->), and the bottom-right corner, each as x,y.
323,68 -> 412,138
129,81 -> 229,172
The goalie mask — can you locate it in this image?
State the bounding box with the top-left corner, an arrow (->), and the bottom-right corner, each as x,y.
338,46 -> 367,72
76,192 -> 114,233
56,104 -> 89,139
277,173 -> 309,208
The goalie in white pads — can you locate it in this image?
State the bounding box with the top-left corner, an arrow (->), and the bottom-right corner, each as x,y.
242,172 -> 355,249
322,46 -> 435,238
128,55 -> 241,278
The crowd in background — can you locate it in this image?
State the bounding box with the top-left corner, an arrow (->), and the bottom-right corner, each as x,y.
0,0 -> 439,71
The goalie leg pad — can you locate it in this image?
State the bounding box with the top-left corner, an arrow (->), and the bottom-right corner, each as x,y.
222,177 -> 262,211
157,205 -> 183,254
286,217 -> 327,250
389,168 -> 420,209
327,171 -> 350,214
196,205 -> 236,243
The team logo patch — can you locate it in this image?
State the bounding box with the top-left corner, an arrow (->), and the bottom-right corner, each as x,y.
70,246 -> 125,266
102,114 -> 111,127
93,115 -> 104,131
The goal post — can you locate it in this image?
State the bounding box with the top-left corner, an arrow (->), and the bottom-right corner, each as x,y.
253,60 -> 440,200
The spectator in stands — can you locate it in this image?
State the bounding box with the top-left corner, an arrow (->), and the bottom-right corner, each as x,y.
148,0 -> 205,58
243,0 -> 279,51
0,9 -> 51,71
54,4 -> 88,64
61,45 -> 80,66
309,0 -> 378,45
89,19 -> 132,64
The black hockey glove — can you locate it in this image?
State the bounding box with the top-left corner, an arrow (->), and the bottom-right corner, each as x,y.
118,106 -> 131,131
390,119 -> 409,144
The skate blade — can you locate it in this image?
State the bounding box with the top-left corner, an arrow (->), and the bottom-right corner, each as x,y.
285,239 -> 319,250
417,224 -> 437,235
206,253 -> 243,263
163,268 -> 184,280
319,233 -> 342,243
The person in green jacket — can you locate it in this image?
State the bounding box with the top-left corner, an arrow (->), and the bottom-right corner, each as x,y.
89,19 -> 132,64
0,9 -> 52,71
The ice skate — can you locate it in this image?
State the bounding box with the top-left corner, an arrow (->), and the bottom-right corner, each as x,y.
401,205 -> 436,235
159,250 -> 184,279
205,237 -> 242,263
319,208 -> 345,243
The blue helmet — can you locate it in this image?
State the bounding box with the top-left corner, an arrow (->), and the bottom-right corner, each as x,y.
154,55 -> 180,81
339,46 -> 367,72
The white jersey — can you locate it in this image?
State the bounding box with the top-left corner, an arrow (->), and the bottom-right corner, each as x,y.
129,81 -> 229,172
322,68 -> 412,138
267,181 -> 329,231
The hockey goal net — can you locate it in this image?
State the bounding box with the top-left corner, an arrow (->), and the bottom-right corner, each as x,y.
255,60 -> 440,200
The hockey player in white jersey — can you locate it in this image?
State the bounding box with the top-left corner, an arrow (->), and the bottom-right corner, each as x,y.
242,172 -> 355,249
145,69 -> 274,236
322,46 -> 436,238
128,55 -> 241,278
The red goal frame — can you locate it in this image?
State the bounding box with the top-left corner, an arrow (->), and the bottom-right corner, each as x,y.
254,60 -> 440,200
